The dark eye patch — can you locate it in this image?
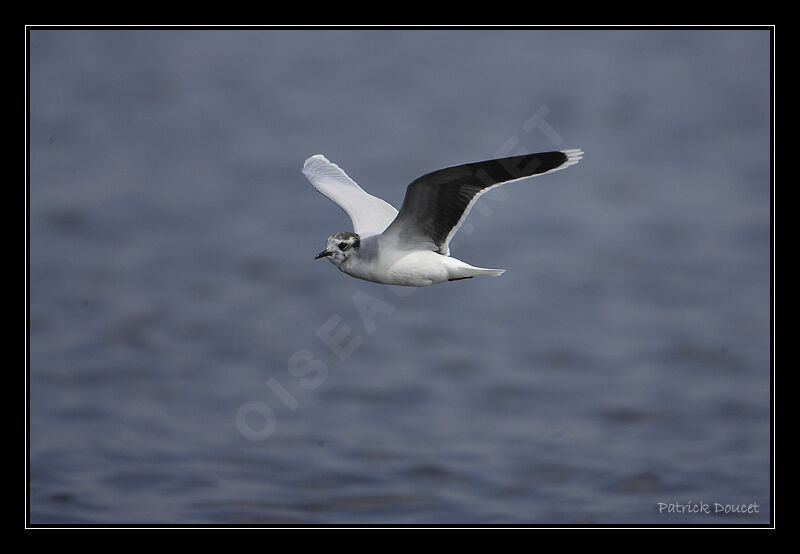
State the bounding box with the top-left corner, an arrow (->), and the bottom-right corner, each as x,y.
339,242 -> 348,251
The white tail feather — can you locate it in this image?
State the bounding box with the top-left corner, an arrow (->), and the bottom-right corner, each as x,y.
477,268 -> 505,277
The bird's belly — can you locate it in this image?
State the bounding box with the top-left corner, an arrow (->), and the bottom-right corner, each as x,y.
345,251 -> 450,287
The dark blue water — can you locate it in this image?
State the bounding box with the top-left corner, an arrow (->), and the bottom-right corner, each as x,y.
28,29 -> 771,525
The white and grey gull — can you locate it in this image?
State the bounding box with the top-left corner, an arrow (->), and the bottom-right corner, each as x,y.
303,150 -> 583,287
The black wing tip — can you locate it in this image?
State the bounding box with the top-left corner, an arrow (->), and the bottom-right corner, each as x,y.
542,148 -> 583,174
558,148 -> 584,167
454,149 -> 583,186
514,149 -> 584,177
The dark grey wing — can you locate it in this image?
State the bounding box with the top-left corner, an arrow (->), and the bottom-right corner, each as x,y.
381,149 -> 583,255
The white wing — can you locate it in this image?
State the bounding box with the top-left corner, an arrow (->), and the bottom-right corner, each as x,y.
302,155 -> 399,238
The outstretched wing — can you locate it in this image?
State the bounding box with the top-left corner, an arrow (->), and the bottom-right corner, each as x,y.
381,149 -> 583,255
302,154 -> 399,238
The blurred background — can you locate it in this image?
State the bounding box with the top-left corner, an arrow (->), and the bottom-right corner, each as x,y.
28,29 -> 771,525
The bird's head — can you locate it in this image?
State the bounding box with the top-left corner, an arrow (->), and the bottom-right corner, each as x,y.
315,231 -> 361,267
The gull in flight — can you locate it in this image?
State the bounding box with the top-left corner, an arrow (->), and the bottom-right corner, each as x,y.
303,150 -> 583,287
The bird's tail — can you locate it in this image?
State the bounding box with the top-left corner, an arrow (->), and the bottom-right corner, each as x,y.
477,268 -> 505,277
445,257 -> 506,281
454,266 -> 505,279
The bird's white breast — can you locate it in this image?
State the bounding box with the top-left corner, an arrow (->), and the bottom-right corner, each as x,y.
343,248 -> 452,287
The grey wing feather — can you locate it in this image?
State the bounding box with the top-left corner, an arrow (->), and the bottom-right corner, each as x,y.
382,149 -> 583,255
302,155 -> 399,238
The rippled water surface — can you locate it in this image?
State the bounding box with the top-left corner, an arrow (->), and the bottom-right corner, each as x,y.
28,29 -> 771,525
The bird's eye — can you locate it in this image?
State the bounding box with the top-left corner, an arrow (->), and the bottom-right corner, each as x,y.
339,242 -> 348,251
